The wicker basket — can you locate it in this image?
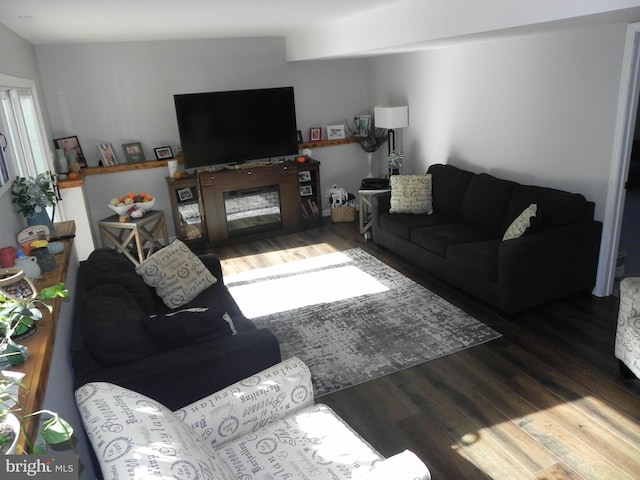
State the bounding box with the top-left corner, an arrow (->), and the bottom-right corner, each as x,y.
330,206 -> 357,223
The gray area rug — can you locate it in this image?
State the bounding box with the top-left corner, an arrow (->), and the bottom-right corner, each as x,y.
226,248 -> 501,397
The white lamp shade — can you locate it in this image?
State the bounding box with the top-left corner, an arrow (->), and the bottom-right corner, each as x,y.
374,105 -> 409,129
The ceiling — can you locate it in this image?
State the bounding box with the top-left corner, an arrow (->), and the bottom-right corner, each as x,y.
0,0 -> 405,45
3,0 -> 640,60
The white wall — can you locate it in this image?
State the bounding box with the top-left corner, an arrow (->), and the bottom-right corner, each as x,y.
369,23 -> 625,219
367,22 -> 629,294
35,39 -> 371,236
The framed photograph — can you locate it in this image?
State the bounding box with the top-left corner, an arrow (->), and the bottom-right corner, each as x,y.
309,127 -> 322,142
298,171 -> 311,182
297,130 -> 303,143
177,187 -> 194,201
121,142 -> 146,163
54,135 -> 87,168
354,114 -> 371,136
154,146 -> 174,160
327,124 -> 346,140
300,185 -> 313,196
97,143 -> 118,166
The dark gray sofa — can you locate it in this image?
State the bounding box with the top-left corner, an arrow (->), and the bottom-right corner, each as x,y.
370,163 -> 602,313
71,248 -> 281,410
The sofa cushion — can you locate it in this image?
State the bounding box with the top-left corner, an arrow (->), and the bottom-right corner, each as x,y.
84,248 -> 156,314
428,164 -> 474,219
447,239 -> 501,280
379,212 -> 452,240
502,203 -> 538,241
143,305 -> 233,350
82,285 -> 159,367
136,239 -> 217,309
389,174 -> 433,214
502,185 -> 587,231
410,222 -> 493,258
75,382 -> 236,480
459,173 -> 518,237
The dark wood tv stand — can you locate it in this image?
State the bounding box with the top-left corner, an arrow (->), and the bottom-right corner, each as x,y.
180,159 -> 321,245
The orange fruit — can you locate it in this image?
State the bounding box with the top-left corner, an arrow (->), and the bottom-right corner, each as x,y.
127,192 -> 136,198
68,172 -> 79,180
173,171 -> 183,180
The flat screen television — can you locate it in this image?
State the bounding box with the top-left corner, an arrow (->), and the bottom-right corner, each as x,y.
174,86 -> 299,170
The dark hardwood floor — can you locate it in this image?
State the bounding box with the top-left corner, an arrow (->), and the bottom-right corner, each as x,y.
212,221 -> 640,480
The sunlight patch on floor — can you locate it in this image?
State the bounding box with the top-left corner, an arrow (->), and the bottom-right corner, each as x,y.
226,251 -> 389,318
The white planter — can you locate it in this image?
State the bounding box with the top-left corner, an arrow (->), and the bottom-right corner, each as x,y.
1,413 -> 20,454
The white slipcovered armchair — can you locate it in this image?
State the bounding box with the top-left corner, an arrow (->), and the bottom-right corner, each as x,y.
76,357 -> 431,480
615,277 -> 640,378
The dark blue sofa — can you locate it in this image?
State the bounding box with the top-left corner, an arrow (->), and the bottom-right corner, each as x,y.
71,248 -> 281,410
370,163 -> 603,314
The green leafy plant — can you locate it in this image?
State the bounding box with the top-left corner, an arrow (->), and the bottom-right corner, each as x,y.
0,376 -> 74,454
0,282 -> 71,454
10,172 -> 58,218
388,150 -> 404,171
1,283 -> 69,366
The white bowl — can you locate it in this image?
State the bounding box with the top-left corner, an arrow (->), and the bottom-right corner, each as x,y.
108,203 -> 134,216
135,198 -> 155,211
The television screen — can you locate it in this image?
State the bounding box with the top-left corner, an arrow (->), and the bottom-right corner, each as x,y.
174,87 -> 299,170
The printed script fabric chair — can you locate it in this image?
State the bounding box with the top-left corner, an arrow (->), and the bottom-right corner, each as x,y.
76,357 -> 431,480
615,277 -> 640,379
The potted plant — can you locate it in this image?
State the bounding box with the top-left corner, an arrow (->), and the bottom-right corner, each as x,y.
1,278 -> 69,367
388,150 -> 404,175
1,374 -> 74,454
10,172 -> 57,229
0,280 -> 71,454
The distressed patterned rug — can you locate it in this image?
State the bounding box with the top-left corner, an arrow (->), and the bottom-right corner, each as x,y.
226,248 -> 501,397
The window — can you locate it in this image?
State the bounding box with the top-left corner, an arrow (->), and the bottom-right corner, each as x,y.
0,74 -> 52,193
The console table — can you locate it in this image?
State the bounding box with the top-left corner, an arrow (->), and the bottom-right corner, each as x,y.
98,210 -> 169,264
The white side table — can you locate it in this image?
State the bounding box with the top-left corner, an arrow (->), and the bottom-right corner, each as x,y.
98,210 -> 169,265
358,189 -> 391,240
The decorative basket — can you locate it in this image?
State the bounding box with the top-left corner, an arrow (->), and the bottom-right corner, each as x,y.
330,206 -> 357,223
0,268 -> 37,300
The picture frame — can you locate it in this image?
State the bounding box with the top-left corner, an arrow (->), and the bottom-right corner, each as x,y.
177,187 -> 194,201
298,171 -> 311,183
297,130 -> 303,143
154,146 -> 174,160
309,127 -> 322,142
354,115 -> 371,136
327,124 -> 346,140
97,143 -> 118,166
54,135 -> 87,168
300,185 -> 313,196
121,142 -> 146,163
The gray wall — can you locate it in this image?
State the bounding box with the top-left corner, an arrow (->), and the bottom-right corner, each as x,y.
367,23 -> 630,295
36,39 -> 371,242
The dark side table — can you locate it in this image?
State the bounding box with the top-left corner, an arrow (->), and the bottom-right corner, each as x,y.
98,210 -> 169,265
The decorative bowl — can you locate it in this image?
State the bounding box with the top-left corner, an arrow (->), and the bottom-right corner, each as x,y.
135,198 -> 155,211
108,203 -> 134,216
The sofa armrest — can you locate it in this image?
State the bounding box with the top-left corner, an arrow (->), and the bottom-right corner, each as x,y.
174,357 -> 315,449
354,450 -> 431,480
498,221 -> 602,306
